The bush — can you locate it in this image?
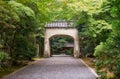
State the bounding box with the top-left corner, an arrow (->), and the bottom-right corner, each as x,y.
13,36 -> 36,62
94,42 -> 106,57
94,34 -> 120,79
0,51 -> 10,68
0,52 -> 9,62
65,49 -> 73,55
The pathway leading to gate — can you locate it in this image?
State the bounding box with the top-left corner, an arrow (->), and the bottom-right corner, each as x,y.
2,55 -> 98,79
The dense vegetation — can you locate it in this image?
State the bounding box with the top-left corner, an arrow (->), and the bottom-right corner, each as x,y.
0,0 -> 120,79
0,0 -> 54,65
50,36 -> 73,55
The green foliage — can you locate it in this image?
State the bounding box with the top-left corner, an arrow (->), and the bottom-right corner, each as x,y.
51,37 -> 73,55
56,0 -> 119,78
0,0 -> 51,64
0,52 -> 9,62
95,35 -> 120,78
78,19 -> 111,56
9,1 -> 35,18
94,0 -> 120,78
13,36 -> 36,61
94,42 -> 105,57
51,37 -> 67,54
65,49 -> 73,55
0,0 -> 19,31
0,0 -> 120,78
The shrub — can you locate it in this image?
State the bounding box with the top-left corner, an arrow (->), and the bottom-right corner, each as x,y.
0,51 -> 10,68
94,42 -> 106,57
0,51 -> 9,62
13,36 -> 36,62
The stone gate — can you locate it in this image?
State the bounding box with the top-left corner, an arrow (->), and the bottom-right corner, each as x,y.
44,21 -> 80,58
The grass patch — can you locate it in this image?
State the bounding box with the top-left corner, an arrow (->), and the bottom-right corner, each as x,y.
81,57 -> 96,70
32,58 -> 41,61
0,65 -> 24,78
0,57 -> 41,78
82,57 -> 116,78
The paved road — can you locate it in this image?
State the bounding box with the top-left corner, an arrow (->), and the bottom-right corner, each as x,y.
2,56 -> 98,79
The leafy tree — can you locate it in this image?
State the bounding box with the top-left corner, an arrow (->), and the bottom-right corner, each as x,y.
0,0 -> 57,63
94,0 -> 120,78
0,1 -> 120,78
0,0 -> 38,63
0,0 -> 19,57
7,1 -> 38,62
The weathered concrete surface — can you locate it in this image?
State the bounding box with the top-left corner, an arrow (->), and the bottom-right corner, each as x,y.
2,56 -> 98,79
44,28 -> 80,58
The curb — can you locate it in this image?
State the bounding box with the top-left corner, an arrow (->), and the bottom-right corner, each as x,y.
80,59 -> 99,79
1,59 -> 42,79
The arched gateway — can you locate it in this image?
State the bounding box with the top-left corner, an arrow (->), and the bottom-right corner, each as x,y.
44,21 -> 80,58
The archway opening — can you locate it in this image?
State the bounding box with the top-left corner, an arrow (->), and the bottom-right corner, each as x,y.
50,35 -> 74,57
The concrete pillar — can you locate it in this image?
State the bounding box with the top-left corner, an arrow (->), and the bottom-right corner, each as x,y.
36,44 -> 39,57
44,38 -> 50,58
73,38 -> 80,58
